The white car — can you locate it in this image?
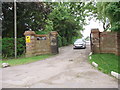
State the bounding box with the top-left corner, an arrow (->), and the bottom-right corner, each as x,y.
73,39 -> 86,49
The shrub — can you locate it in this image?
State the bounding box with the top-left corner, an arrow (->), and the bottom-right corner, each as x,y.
62,37 -> 68,46
58,35 -> 62,47
2,37 -> 25,58
17,37 -> 25,56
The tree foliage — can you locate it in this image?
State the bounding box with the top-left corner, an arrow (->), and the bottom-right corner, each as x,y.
2,2 -> 14,37
2,2 -> 51,37
104,2 -> 120,31
2,2 -> 88,37
86,2 -> 120,32
44,2 -> 87,45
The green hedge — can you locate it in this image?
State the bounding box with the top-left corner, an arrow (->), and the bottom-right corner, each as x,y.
62,37 -> 68,46
2,37 -> 25,58
58,35 -> 62,47
58,35 -> 68,47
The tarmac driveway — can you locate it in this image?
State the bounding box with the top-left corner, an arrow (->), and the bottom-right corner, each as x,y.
1,44 -> 118,88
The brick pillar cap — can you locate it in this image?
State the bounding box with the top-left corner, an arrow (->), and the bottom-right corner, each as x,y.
50,31 -> 58,35
24,31 -> 36,36
91,28 -> 99,33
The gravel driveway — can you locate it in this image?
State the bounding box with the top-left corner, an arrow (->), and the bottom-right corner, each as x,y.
1,44 -> 118,88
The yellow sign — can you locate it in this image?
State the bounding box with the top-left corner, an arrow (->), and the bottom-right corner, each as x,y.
26,36 -> 31,43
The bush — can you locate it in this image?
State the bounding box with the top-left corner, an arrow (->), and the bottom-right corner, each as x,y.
62,37 -> 68,46
58,35 -> 62,47
2,37 -> 25,58
58,35 -> 68,47
17,37 -> 26,56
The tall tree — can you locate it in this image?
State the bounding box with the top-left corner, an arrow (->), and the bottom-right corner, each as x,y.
86,2 -> 120,32
2,2 -> 14,37
2,2 -> 51,37
44,2 -> 87,45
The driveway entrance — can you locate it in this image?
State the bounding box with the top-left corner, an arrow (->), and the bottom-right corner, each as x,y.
1,44 -> 118,88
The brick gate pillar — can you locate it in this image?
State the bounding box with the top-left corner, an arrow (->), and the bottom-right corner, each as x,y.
24,31 -> 36,57
116,33 -> 120,56
91,28 -> 100,53
50,31 -> 59,54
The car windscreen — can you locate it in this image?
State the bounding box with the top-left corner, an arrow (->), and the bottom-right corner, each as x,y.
75,39 -> 83,43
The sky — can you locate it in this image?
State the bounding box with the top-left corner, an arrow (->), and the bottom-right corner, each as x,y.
81,17 -> 104,38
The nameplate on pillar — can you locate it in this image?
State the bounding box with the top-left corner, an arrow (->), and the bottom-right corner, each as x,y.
26,36 -> 31,43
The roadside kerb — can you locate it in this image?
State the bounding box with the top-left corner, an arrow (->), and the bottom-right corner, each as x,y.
89,52 -> 92,56
89,56 -> 92,60
111,71 -> 120,79
92,61 -> 98,67
89,52 -> 92,60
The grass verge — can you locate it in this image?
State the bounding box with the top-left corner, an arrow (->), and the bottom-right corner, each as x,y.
0,54 -> 53,67
89,53 -> 120,74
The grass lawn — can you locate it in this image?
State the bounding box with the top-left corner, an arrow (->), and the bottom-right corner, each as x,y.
89,53 -> 120,74
0,54 -> 53,67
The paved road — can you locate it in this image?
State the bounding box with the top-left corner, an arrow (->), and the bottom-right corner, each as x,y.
1,44 -> 118,88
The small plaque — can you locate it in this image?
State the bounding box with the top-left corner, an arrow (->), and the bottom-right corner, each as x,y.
26,36 -> 31,43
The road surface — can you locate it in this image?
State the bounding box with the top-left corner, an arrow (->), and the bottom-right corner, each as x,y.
0,44 -> 118,88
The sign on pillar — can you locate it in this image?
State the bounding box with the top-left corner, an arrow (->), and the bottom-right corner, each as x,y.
26,36 -> 31,43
